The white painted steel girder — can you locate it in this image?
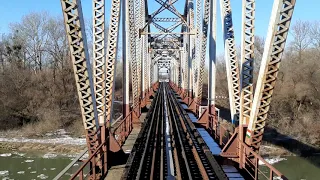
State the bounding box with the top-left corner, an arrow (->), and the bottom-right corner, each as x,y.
92,0 -> 106,124
220,0 -> 241,124
240,0 -> 255,126
60,0 -> 99,154
246,0 -> 296,151
105,0 -> 122,124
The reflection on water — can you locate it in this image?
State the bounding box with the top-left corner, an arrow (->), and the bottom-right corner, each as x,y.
261,156 -> 320,180
0,150 -> 75,180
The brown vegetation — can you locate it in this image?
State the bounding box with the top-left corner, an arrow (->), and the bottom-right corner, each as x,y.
0,12 -> 123,136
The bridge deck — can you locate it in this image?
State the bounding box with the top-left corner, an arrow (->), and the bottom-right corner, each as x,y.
180,100 -> 244,179
106,83 -> 247,179
106,109 -> 149,180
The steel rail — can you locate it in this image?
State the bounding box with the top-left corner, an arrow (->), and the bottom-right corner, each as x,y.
165,84 -> 196,179
122,85 -> 162,179
167,83 -> 228,180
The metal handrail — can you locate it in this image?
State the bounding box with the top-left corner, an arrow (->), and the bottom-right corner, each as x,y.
70,140 -> 107,179
53,149 -> 88,180
238,141 -> 288,180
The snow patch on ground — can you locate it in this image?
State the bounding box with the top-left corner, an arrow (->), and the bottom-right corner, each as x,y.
12,152 -> 26,157
50,168 -> 56,171
17,171 -> 25,174
273,177 -> 284,180
0,129 -> 86,145
0,170 -> 9,176
259,156 -> 287,165
37,174 -> 49,179
30,171 -> 36,174
0,136 -> 86,145
24,159 -> 34,163
43,153 -> 57,159
0,153 -> 11,157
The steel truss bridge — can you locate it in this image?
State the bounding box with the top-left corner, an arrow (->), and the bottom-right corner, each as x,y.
55,0 -> 296,179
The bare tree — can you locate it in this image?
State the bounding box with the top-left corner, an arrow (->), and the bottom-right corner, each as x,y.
10,12 -> 50,71
290,20 -> 311,62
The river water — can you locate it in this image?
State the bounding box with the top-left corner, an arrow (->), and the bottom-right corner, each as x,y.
0,150 -> 74,180
0,150 -> 319,180
263,155 -> 320,180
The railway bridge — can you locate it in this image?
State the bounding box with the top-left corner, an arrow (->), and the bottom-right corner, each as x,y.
55,0 -> 296,179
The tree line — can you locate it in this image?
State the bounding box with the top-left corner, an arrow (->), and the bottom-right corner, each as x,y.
0,11 -> 319,147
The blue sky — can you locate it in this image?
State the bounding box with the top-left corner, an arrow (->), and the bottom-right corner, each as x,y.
0,0 -> 319,55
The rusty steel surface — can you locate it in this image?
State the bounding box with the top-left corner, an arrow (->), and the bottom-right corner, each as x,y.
123,83 -> 227,179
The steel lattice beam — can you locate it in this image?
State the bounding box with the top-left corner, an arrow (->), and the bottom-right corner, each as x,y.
105,0 -> 122,124
240,0 -> 255,127
128,0 -> 139,107
220,0 -> 241,124
93,0 -> 106,124
135,0 -> 142,105
246,0 -> 296,151
60,0 -> 99,155
195,0 -> 210,103
153,17 -> 181,22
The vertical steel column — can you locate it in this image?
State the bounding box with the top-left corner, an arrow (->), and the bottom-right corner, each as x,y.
135,0 -> 142,100
179,50 -> 183,88
208,0 -> 217,107
141,36 -> 146,97
219,0 -> 241,124
128,0 -> 139,108
195,0 -> 210,104
105,0 -> 122,126
151,56 -> 155,84
245,0 -> 296,151
148,47 -> 151,90
93,0 -> 106,125
60,0 -> 99,155
123,0 -> 130,117
188,0 -> 195,99
194,0 -> 202,97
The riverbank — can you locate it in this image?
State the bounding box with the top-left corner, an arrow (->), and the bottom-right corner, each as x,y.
0,128 -> 86,155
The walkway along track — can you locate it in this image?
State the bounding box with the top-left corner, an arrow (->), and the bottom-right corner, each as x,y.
122,82 -> 227,179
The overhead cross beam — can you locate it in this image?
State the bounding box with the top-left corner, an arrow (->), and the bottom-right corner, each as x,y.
153,17 -> 181,22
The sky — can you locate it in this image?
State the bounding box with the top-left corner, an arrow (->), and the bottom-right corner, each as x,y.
0,0 -> 319,56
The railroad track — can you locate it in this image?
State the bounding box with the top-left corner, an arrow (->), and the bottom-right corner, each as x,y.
122,82 -> 227,180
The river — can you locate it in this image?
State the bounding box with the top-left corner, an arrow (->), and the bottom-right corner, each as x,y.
0,150 -> 74,180
263,155 -> 320,180
0,150 -> 319,179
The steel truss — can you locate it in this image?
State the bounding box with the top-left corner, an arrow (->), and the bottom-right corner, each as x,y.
60,0 -> 99,155
195,0 -> 210,103
93,0 -> 106,124
246,0 -> 296,151
239,0 -> 255,126
220,0 -> 241,124
105,0 -> 122,124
